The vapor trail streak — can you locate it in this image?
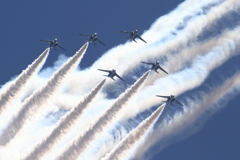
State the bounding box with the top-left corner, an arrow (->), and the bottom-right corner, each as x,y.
127,0 -> 240,73
23,79 -> 106,160
123,28 -> 240,119
57,71 -> 150,160
0,48 -> 49,115
73,29 -> 239,156
0,43 -> 88,146
65,0 -> 224,96
136,72 -> 240,160
102,104 -> 165,160
145,25 -> 240,86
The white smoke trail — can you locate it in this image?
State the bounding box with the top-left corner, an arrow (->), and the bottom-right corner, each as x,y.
136,72 -> 240,160
94,27 -> 240,160
63,0 -> 225,96
0,43 -> 88,146
87,30 -> 240,157
0,48 -> 49,135
142,0 -> 228,42
51,2 -> 240,158
0,48 -> 49,115
128,0 -> 240,74
23,79 -> 106,160
53,21 -> 240,160
145,23 -> 240,86
0,0 -> 238,159
57,71 -> 150,160
44,18 -> 240,160
122,27 -> 240,120
102,104 -> 165,160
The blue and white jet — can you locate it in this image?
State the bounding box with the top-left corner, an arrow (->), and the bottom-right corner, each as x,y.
40,38 -> 66,51
98,69 -> 125,82
141,61 -> 168,74
156,94 -> 183,106
79,33 -> 106,46
120,29 -> 147,43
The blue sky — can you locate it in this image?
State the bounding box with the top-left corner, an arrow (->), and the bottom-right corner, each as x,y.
0,0 -> 240,160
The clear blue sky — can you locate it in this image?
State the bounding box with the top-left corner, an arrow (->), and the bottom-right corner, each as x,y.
0,1 -> 239,160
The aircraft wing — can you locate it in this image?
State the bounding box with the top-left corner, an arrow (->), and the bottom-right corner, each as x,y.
97,38 -> 106,46
57,44 -> 67,51
156,95 -> 170,98
120,31 -> 132,34
137,35 -> 147,43
158,66 -> 168,74
40,40 -> 52,43
98,69 -> 111,73
115,73 -> 125,82
141,62 -> 155,65
79,34 -> 92,37
174,99 -> 184,106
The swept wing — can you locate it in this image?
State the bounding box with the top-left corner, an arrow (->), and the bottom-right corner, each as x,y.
115,73 -> 125,82
98,69 -> 111,73
40,39 -> 52,43
79,34 -> 92,37
141,62 -> 155,65
57,43 -> 67,51
97,38 -> 106,46
156,95 -> 170,98
119,31 -> 132,34
174,99 -> 184,106
158,66 -> 168,74
137,35 -> 147,43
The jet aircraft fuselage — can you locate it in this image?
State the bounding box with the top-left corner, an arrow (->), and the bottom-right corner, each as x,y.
79,33 -> 106,46
141,61 -> 168,74
120,30 -> 147,43
98,69 -> 125,81
40,38 -> 66,51
156,94 -> 183,106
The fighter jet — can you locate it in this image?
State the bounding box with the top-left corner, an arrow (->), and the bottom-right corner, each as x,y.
119,29 -> 147,43
156,94 -> 183,106
40,38 -> 66,51
98,69 -> 125,81
141,61 -> 168,74
79,33 -> 106,46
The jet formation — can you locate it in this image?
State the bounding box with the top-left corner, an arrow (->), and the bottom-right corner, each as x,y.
40,38 -> 66,51
40,29 -> 147,50
40,29 -> 183,106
